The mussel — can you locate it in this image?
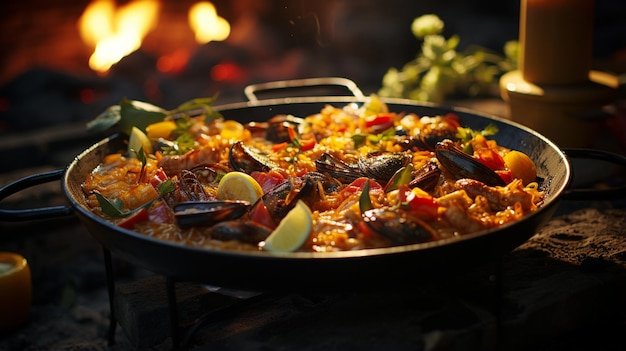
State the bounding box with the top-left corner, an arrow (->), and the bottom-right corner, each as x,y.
315,153 -> 362,184
207,221 -> 271,245
362,208 -> 439,245
253,175 -> 316,226
188,163 -> 231,185
408,161 -> 441,192
315,151 -> 411,185
435,140 -> 505,187
228,141 -> 278,174
414,114 -> 460,151
359,152 -> 412,185
173,200 -> 251,229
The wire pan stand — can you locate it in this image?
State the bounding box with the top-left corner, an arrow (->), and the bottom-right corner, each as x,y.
102,247 -> 505,351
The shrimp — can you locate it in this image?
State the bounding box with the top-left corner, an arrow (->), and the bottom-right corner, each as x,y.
158,144 -> 222,176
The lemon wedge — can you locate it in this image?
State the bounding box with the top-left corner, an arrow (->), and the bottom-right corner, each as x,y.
216,171 -> 264,203
128,126 -> 153,156
262,200 -> 312,252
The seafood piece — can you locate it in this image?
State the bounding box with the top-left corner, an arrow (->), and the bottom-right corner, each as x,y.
256,175 -> 316,225
315,152 -> 411,185
409,161 -> 441,192
315,153 -> 362,184
173,200 -> 250,229
188,163 -> 231,186
435,140 -> 505,187
229,141 -> 278,174
413,114 -> 460,151
454,178 -> 537,212
245,115 -> 304,142
162,170 -> 213,207
361,208 -> 439,245
207,221 -> 272,245
359,152 -> 412,185
158,144 -> 221,176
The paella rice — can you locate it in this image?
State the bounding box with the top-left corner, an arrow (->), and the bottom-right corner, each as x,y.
82,97 -> 544,252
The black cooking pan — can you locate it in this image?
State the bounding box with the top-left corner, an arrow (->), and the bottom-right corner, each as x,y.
2,78 -> 625,291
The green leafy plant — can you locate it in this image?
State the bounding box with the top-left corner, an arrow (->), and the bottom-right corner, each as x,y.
379,14 -> 518,103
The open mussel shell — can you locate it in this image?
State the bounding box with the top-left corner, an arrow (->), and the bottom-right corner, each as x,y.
362,208 -> 438,245
359,152 -> 412,185
229,141 -> 278,174
173,200 -> 251,229
435,140 -> 505,187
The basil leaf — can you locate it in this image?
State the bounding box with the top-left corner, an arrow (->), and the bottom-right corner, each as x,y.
385,164 -> 414,193
359,179 -> 373,215
95,193 -> 125,218
118,98 -> 168,136
157,180 -> 175,196
86,105 -> 121,132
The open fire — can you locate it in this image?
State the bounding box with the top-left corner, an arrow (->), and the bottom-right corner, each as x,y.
78,0 -> 230,74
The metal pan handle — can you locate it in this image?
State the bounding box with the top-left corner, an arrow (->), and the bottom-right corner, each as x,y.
0,169 -> 74,221
244,77 -> 365,102
562,148 -> 626,200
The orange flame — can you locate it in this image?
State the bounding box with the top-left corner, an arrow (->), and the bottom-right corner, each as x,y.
188,2 -> 230,44
79,0 -> 160,73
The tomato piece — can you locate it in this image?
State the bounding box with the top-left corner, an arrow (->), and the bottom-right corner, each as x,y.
149,201 -> 174,224
299,138 -> 316,151
340,177 -> 383,199
496,169 -> 515,184
475,148 -> 506,170
364,114 -> 394,133
249,201 -> 277,229
272,142 -> 288,152
117,208 -> 149,229
251,170 -> 286,194
398,185 -> 438,220
150,168 -> 168,188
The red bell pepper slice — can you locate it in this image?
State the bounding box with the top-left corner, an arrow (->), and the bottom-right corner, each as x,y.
364,114 -> 394,133
117,208 -> 149,229
398,185 -> 438,221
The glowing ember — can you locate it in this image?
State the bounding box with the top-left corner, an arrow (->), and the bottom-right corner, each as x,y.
188,1 -> 230,44
79,0 -> 160,73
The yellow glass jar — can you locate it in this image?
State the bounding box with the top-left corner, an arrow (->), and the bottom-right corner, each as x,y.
0,252 -> 32,332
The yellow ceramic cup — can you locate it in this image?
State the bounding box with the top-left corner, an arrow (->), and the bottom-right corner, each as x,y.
0,252 -> 32,332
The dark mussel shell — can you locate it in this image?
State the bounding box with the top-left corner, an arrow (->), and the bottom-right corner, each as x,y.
174,200 -> 251,229
362,208 -> 439,245
409,161 -> 441,192
207,221 -> 272,245
315,152 -> 363,184
413,114 -> 460,151
358,152 -> 412,185
265,114 -> 305,143
229,141 -> 279,174
257,175 -> 316,224
435,140 -> 505,187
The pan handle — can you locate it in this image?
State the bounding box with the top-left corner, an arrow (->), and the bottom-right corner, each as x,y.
0,169 -> 74,221
561,148 -> 626,200
244,77 -> 365,102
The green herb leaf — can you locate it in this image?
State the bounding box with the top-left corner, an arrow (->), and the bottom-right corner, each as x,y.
118,98 -> 168,135
384,164 -> 414,193
352,134 -> 367,148
359,179 -> 373,215
86,105 -> 121,132
156,179 -> 175,196
95,193 -> 125,218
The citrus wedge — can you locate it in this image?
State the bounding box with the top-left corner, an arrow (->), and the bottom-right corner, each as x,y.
216,171 -> 264,203
128,126 -> 153,156
262,200 -> 312,252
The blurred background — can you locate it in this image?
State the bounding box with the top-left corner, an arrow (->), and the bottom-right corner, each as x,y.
0,0 -> 624,166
